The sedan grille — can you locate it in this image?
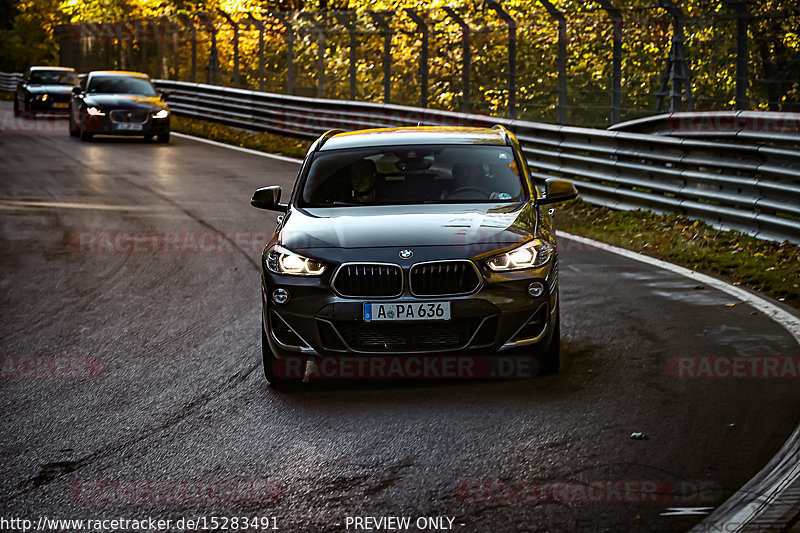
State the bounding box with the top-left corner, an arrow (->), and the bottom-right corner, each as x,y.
409,261 -> 481,296
110,110 -> 148,123
333,264 -> 402,297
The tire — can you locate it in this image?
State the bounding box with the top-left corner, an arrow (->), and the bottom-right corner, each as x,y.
69,112 -> 79,137
156,132 -> 170,143
262,327 -> 301,387
537,308 -> 561,374
13,98 -> 21,118
79,130 -> 92,142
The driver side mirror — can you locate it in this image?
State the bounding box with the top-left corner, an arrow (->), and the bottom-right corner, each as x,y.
160,89 -> 171,101
538,178 -> 578,206
251,186 -> 287,212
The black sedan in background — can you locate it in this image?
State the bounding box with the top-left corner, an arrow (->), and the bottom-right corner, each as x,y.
69,71 -> 170,143
14,66 -> 78,118
251,126 -> 578,385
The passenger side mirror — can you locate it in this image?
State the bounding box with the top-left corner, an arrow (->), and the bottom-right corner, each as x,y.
538,178 -> 578,206
71,86 -> 82,95
251,186 -> 287,212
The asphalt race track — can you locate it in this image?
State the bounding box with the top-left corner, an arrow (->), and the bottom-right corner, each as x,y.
1,104 -> 799,533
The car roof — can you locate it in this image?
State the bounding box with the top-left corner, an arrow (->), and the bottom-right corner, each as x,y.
319,126 -> 508,151
88,71 -> 150,78
29,66 -> 77,72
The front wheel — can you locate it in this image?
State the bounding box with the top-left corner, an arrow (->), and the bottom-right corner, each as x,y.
69,112 -> 79,137
79,130 -> 92,142
537,308 -> 561,374
156,132 -> 170,143
13,98 -> 21,117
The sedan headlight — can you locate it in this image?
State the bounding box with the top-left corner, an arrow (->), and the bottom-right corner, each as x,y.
486,238 -> 553,271
266,245 -> 326,276
86,107 -> 105,116
152,108 -> 169,119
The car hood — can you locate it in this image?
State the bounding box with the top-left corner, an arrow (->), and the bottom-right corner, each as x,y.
279,203 -> 537,253
83,94 -> 164,109
27,85 -> 74,94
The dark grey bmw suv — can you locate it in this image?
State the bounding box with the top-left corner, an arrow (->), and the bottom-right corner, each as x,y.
251,126 -> 577,385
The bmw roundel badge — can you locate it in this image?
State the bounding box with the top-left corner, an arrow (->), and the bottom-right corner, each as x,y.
399,249 -> 413,259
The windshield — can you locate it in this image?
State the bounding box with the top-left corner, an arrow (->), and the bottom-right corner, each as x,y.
300,145 -> 526,206
28,70 -> 77,85
87,76 -> 157,96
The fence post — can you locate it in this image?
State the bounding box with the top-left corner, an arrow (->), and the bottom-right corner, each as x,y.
404,9 -> 429,108
269,11 -> 295,95
655,0 -> 694,112
722,0 -> 749,111
218,11 -> 240,88
245,13 -> 266,92
537,0 -> 567,124
486,1 -> 517,119
442,7 -> 472,114
334,12 -> 358,100
178,15 -> 197,83
299,12 -> 326,99
368,11 -> 393,104
197,13 -> 219,85
598,0 -> 623,124
156,17 -> 164,78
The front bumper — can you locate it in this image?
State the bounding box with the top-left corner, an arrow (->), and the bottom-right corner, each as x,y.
261,257 -> 559,359
26,95 -> 71,114
81,113 -> 170,136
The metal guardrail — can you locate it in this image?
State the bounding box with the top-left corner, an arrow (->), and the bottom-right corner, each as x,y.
0,72 -> 22,92
610,111 -> 800,147
154,79 -> 800,244
1,72 -> 796,243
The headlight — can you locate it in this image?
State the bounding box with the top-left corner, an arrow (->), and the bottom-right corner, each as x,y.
152,109 -> 169,119
86,107 -> 105,116
266,245 -> 326,276
486,238 -> 553,271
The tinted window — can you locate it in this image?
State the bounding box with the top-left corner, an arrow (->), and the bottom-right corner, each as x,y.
87,76 -> 157,96
28,70 -> 78,85
300,145 -> 525,206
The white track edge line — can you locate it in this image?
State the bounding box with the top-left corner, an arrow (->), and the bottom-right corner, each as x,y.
172,132 -> 304,164
556,230 -> 800,533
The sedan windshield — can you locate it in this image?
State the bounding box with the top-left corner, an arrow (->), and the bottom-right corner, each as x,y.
300,145 -> 526,206
87,76 -> 157,96
28,70 -> 77,85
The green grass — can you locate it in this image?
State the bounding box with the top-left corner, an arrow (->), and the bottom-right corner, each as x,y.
554,199 -> 800,309
171,115 -> 311,159
170,116 -> 800,310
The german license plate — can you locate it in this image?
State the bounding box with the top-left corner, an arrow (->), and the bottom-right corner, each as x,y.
52,102 -> 68,109
115,122 -> 143,131
364,302 -> 451,322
